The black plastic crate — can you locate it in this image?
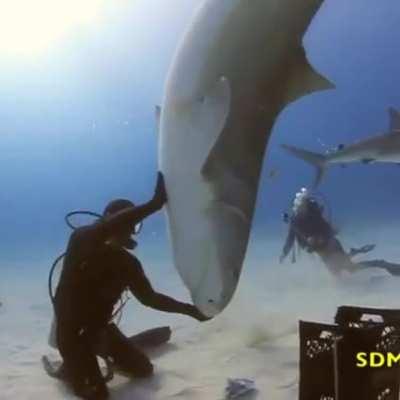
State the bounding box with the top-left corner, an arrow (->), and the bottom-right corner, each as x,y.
299,306 -> 400,400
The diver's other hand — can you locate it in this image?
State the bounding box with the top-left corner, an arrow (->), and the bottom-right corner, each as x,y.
153,172 -> 167,209
186,304 -> 212,322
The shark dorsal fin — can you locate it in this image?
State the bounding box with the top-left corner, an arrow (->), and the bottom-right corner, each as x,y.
389,107 -> 400,132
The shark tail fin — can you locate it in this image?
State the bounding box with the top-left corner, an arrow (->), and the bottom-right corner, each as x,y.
281,144 -> 327,187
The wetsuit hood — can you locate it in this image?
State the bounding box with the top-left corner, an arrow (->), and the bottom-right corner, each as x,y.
103,199 -> 136,216
103,199 -> 141,249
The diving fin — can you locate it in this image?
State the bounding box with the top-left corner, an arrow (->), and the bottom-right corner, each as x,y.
128,326 -> 171,348
384,265 -> 400,276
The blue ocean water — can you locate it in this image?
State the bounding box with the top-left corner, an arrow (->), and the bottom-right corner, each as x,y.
1,3 -> 400,399
0,0 -> 399,277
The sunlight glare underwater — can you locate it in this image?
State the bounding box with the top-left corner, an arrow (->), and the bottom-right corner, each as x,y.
0,0 -> 108,55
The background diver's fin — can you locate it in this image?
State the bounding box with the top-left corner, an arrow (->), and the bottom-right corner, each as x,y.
281,144 -> 327,187
388,107 -> 400,131
384,265 -> 400,276
283,48 -> 334,106
360,260 -> 400,276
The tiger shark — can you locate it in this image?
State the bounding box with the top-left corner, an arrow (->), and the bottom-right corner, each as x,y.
158,0 -> 333,316
282,107 -> 400,187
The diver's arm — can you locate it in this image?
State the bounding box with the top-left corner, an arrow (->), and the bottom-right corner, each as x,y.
94,172 -> 167,236
128,261 -> 209,321
280,226 -> 296,263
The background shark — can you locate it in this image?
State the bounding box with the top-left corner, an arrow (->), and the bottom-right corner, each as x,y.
282,107 -> 400,187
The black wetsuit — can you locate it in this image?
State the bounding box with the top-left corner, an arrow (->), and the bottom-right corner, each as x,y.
281,199 -> 400,276
54,195 -> 202,398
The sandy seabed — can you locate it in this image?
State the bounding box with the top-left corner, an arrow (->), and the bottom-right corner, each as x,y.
1,233 -> 400,400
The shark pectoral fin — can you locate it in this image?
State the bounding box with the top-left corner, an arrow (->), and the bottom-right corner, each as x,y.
284,48 -> 334,106
388,107 -> 400,131
191,76 -> 231,172
198,75 -> 231,134
155,105 -> 161,134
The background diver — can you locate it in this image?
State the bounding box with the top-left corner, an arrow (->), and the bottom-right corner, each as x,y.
50,173 -> 209,400
279,187 -> 400,277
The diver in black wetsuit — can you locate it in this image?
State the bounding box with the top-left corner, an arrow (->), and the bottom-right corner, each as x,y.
280,188 -> 400,277
53,173 -> 208,400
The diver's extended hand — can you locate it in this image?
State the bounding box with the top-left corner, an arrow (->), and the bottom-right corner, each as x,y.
186,304 -> 212,322
152,172 -> 167,209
